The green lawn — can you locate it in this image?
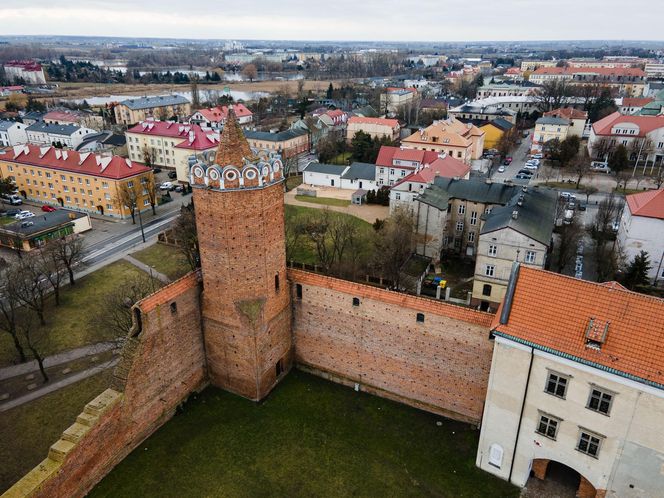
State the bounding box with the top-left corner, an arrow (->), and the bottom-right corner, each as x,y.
0,261 -> 161,367
329,151 -> 352,165
0,370 -> 112,493
284,175 -> 303,191
91,370 -> 518,498
613,187 -> 649,195
130,243 -> 191,281
294,195 -> 351,207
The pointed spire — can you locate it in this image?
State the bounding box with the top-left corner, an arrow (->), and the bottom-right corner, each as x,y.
215,106 -> 255,167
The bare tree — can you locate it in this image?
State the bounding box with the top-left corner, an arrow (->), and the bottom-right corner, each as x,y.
0,265 -> 27,363
374,205 -> 416,289
143,175 -> 158,215
556,218 -> 584,273
538,164 -> 557,185
589,194 -> 624,282
51,235 -> 84,286
591,137 -> 613,161
303,210 -> 336,271
19,315 -> 48,383
35,243 -> 65,306
534,80 -> 573,112
581,186 -> 599,204
114,182 -> 137,224
12,257 -> 48,326
172,202 -> 199,271
569,154 -> 591,189
242,63 -> 258,82
95,273 -> 156,337
141,144 -> 154,168
655,165 -> 664,189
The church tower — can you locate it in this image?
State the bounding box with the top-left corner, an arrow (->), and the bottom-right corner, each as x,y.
190,109 -> 292,400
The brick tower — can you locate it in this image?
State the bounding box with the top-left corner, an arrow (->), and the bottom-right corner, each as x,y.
190,109 -> 292,400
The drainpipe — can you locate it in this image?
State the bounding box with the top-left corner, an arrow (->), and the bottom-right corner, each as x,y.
508,345 -> 534,484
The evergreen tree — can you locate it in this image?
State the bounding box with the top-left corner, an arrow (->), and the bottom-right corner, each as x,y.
609,144 -> 629,173
623,251 -> 652,290
326,83 -> 334,99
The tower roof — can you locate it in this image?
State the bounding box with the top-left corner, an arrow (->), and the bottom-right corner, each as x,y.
215,107 -> 255,167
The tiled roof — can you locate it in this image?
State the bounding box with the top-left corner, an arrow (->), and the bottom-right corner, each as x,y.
303,162 -> 347,175
126,121 -> 219,151
392,154 -> 470,188
44,111 -> 80,123
244,128 -> 308,142
621,98 -> 654,108
215,110 -> 254,166
402,122 -> 473,148
0,144 -> 151,180
536,116 -> 570,126
139,272 -> 200,313
626,189 -> 664,219
347,116 -> 399,129
417,177 -> 517,209
25,122 -> 84,137
544,107 -> 587,120
119,94 -> 190,110
194,103 -> 252,122
375,146 -> 440,167
341,162 -> 376,181
493,266 -> 664,390
591,111 -> 664,137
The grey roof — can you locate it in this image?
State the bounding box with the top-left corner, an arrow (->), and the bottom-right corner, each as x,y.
244,128 -> 308,142
22,111 -> 45,121
303,162 -> 347,175
1,209 -> 86,237
480,188 -> 557,246
25,122 -> 82,136
536,116 -> 570,126
341,162 -> 376,181
490,118 -> 514,131
0,120 -> 20,131
119,94 -> 190,110
417,177 -> 518,210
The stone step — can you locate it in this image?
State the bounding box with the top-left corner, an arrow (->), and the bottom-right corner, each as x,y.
48,439 -> 75,463
61,422 -> 90,444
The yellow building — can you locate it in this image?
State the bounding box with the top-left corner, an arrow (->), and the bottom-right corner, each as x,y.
114,95 -> 192,126
534,116 -> 571,145
479,119 -> 515,150
0,145 -> 154,219
401,117 -> 484,164
244,129 -> 310,159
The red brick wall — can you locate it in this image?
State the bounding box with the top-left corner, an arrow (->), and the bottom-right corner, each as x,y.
13,274 -> 207,498
289,269 -> 494,424
193,184 -> 292,401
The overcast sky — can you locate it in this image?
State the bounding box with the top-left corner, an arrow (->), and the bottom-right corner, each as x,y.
0,0 -> 662,42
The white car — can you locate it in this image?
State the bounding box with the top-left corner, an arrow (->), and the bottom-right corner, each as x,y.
497,165 -> 506,173
159,182 -> 174,191
531,153 -> 543,159
14,210 -> 35,220
523,163 -> 538,170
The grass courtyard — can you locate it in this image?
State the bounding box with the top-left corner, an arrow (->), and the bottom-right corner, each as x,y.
91,370 -> 518,498
294,195 -> 351,207
130,243 -> 192,281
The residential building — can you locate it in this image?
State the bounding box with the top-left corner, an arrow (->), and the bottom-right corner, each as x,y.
346,117 -> 400,143
20,111 -> 45,126
43,110 -> 103,130
528,67 -> 646,97
476,82 -> 539,99
0,145 -> 154,218
375,146 -> 441,186
534,116 -> 572,145
3,60 -> 46,84
389,153 -> 471,211
302,162 -> 378,192
25,122 -> 96,148
244,128 -> 310,159
339,162 -> 378,191
0,85 -> 24,97
617,189 -> 664,284
544,107 -> 588,138
0,120 -> 28,147
126,120 -> 220,182
520,60 -> 558,72
0,210 -> 91,252
472,187 -> 556,309
448,101 -> 517,125
379,87 -> 418,114
618,97 -> 655,115
401,118 -> 485,164
114,95 -> 191,125
479,119 -> 514,150
189,103 -> 253,128
645,63 -> 664,79
635,89 -> 664,116
413,178 -> 518,261
587,112 -> 664,163
478,265 -> 664,498
449,96 -> 541,118
75,131 -> 127,156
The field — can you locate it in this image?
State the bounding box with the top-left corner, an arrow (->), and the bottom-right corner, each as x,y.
130,243 -> 191,281
91,370 -> 518,498
294,195 -> 351,207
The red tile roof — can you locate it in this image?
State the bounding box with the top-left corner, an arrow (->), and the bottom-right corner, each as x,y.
194,103 -> 252,123
626,189 -> 664,220
375,146 -> 439,167
392,154 -> 470,187
44,111 -> 80,123
348,116 -> 400,129
127,120 -> 219,151
544,107 -> 587,120
2,144 -> 152,180
591,111 -> 664,137
621,97 -> 654,108
493,266 -> 664,388
139,271 -> 200,313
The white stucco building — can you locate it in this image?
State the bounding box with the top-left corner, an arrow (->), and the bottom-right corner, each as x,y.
25,122 -> 96,149
0,120 -> 28,147
617,189 -> 664,284
478,265 -> 664,498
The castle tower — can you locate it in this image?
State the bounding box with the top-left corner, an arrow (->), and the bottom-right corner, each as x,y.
190,109 -> 292,400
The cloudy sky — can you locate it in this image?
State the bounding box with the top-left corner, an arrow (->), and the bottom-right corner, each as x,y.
0,0 -> 662,41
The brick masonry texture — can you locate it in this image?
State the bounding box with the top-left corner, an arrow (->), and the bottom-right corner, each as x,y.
288,269 -> 494,424
4,275 -> 207,498
193,183 -> 292,401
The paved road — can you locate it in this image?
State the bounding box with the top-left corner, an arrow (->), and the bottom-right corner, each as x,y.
490,129 -> 534,183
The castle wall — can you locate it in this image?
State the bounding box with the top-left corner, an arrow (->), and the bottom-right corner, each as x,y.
4,273 -> 206,498
288,269 -> 494,424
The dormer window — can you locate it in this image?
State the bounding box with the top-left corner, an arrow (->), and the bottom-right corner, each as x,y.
585,318 -> 609,350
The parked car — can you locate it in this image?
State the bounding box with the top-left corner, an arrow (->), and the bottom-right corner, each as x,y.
578,203 -> 587,211
159,182 -> 174,191
590,161 -> 610,173
168,171 -> 177,179
502,160 -> 510,166
1,193 -> 22,205
497,165 -> 506,173
523,163 -> 539,170
567,200 -> 576,209
505,157 -> 513,163
5,208 -> 21,217
20,221 -> 34,228
518,169 -> 534,176
531,153 -> 543,159
14,210 -> 35,220
152,167 -> 162,173
560,192 -> 574,200
576,241 -> 585,255
174,185 -> 184,193
515,173 -> 531,179
41,205 -> 56,212
611,221 -> 620,233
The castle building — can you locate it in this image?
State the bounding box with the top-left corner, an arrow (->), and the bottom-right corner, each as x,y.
190,109 -> 292,400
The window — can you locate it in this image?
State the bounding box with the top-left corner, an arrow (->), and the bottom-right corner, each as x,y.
482,284 -> 492,296
143,198 -> 150,206
395,193 -> 401,200
484,265 -> 495,277
105,193 -> 111,200
470,211 -> 478,225
525,251 -> 536,264
296,283 -> 303,299
63,186 -> 69,192
127,181 -> 134,188
400,170 -> 406,177
488,244 -> 497,257
416,313 -> 425,323
65,196 -> 71,202
170,302 -> 177,314
352,297 -> 360,306
587,388 -> 613,415
468,231 -> 475,242
102,182 -> 109,189
536,413 -> 560,440
458,204 -> 465,215
488,444 -> 503,469
577,431 -> 602,458
390,169 -> 395,175
455,221 -> 464,232
545,372 -> 569,398
274,273 -> 280,292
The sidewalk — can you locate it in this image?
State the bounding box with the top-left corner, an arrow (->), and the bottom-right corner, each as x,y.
284,189 -> 389,223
